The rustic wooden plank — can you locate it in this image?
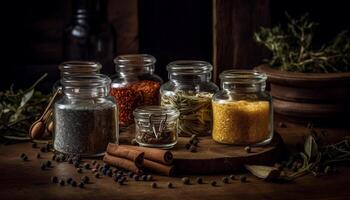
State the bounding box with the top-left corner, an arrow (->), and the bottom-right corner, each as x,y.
212,0 -> 270,82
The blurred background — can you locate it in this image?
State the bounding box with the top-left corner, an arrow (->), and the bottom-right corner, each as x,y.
0,0 -> 349,92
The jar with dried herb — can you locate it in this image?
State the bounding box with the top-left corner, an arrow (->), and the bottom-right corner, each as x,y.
133,106 -> 179,149
53,74 -> 118,157
160,61 -> 219,137
212,70 -> 273,145
110,54 -> 163,128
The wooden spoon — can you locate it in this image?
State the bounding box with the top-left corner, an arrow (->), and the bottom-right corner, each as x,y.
29,89 -> 61,139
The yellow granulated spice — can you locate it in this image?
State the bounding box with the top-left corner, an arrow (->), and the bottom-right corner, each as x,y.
212,100 -> 270,145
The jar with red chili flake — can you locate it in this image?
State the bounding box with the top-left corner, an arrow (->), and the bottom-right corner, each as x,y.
110,54 -> 162,127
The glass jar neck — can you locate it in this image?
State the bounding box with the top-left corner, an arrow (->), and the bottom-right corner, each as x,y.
61,74 -> 111,99
114,54 -> 155,79
59,61 -> 102,77
220,70 -> 267,93
167,60 -> 213,85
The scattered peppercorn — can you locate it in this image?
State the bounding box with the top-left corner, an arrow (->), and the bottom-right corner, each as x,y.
46,143 -> 52,151
189,145 -> 197,152
77,168 -> 82,173
196,177 -> 203,184
131,139 -> 138,146
21,155 -> 28,161
95,173 -> 100,178
67,178 -> 73,184
45,160 -> 52,168
182,177 -> 190,185
51,176 -> 58,183
31,143 -> 37,148
40,147 -> 46,153
118,177 -> 126,185
92,160 -> 97,165
190,138 -> 199,146
68,158 -> 73,164
61,155 -> 67,162
36,153 -> 41,159
107,170 -> 113,177
71,180 -> 77,187
146,175 -> 153,181
278,122 -> 287,128
59,180 -> 65,186
141,175 -> 147,181
73,161 -> 80,168
133,174 -> 139,181
83,163 -> 90,169
128,171 -> 134,178
167,182 -> 173,188
211,181 -> 217,186
244,146 -> 251,153
40,163 -> 46,170
239,175 -> 247,182
185,143 -> 191,150
52,154 -> 56,161
56,157 -> 61,162
79,182 -> 84,188
229,175 -> 235,180
103,163 -> 110,170
222,177 -> 229,184
20,153 -> 26,158
151,182 -> 157,188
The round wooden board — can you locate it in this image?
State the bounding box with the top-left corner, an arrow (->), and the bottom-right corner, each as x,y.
120,128 -> 284,175
172,133 -> 284,175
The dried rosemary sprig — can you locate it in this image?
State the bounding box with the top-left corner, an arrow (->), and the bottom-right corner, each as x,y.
254,13 -> 350,73
0,74 -> 49,140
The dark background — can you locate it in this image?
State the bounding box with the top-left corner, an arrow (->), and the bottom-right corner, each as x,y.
0,0 -> 349,92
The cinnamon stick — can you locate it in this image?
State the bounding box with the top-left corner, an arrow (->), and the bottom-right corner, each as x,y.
106,143 -> 144,166
143,159 -> 175,176
125,145 -> 173,165
103,153 -> 141,174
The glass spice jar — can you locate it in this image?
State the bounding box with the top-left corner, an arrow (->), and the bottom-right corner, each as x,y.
212,70 -> 273,146
53,61 -> 102,92
160,60 -> 219,137
110,54 -> 163,127
133,106 -> 179,149
53,74 -> 118,157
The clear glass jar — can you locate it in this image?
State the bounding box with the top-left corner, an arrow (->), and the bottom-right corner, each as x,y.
53,61 -> 102,92
212,70 -> 273,146
133,106 -> 179,149
53,74 -> 118,157
110,54 -> 163,127
160,60 -> 219,137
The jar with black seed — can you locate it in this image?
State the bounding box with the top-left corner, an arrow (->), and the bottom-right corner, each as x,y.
53,74 -> 118,157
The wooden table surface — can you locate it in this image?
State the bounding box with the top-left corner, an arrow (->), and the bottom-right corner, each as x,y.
0,121 -> 349,200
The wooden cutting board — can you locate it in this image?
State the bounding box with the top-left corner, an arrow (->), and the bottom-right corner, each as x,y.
171,133 -> 284,174
120,128 -> 285,175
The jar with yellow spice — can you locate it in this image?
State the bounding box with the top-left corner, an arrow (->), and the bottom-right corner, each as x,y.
212,70 -> 273,146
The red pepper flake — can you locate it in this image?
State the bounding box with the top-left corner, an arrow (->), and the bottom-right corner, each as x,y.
110,80 -> 161,126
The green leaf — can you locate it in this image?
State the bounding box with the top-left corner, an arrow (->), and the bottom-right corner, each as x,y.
304,135 -> 319,161
19,89 -> 34,109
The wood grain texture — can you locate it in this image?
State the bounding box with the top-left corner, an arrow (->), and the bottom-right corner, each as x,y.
0,121 -> 350,200
212,0 -> 270,83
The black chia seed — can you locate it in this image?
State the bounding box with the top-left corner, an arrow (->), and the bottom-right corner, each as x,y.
54,104 -> 117,157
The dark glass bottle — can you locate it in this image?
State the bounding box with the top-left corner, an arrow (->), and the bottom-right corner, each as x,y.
63,0 -> 116,74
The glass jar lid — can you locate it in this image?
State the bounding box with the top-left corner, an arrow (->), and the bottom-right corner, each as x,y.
166,60 -> 213,75
59,61 -> 102,76
219,70 -> 267,84
133,106 -> 180,122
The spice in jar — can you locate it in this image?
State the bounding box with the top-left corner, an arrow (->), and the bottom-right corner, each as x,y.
110,80 -> 161,126
161,91 -> 213,137
212,100 -> 270,145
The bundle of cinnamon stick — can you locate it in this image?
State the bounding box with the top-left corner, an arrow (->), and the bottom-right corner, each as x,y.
103,143 -> 175,176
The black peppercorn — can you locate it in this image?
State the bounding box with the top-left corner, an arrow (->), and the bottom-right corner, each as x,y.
46,143 -> 51,151
31,143 -> 37,148
222,177 -> 229,184
77,168 -> 82,173
95,173 -> 100,178
40,163 -> 46,170
20,153 -> 26,158
56,157 -> 61,162
146,175 -> 153,181
141,175 -> 147,181
52,154 -> 56,161
83,163 -> 90,169
73,161 -> 80,168
36,153 -> 41,159
78,182 -> 84,188
189,145 -> 197,152
190,138 -> 199,146
196,177 -> 203,184
185,143 -> 191,150
22,155 -> 28,161
112,168 -> 118,174
128,171 -> 134,178
103,163 -> 110,170
229,175 -> 235,180
239,175 -> 247,182
81,176 -> 89,184
67,178 -> 73,184
40,147 -> 46,153
167,182 -> 173,188
278,122 -> 287,128
51,176 -> 58,183
68,158 -> 73,164
131,139 -> 138,146
182,177 -> 190,185
118,177 -> 126,185
151,182 -> 157,188
59,179 -> 65,186
211,181 -> 217,186
71,180 -> 77,187
45,160 -> 52,168
244,146 -> 251,153
107,169 -> 113,177
133,174 -> 139,181
92,160 -> 97,165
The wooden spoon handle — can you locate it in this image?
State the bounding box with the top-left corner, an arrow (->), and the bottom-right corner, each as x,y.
38,89 -> 61,121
